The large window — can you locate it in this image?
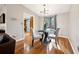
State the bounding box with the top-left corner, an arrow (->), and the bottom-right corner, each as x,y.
44,15 -> 57,30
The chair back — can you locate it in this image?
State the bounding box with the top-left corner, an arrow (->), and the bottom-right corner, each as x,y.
54,28 -> 59,36
54,28 -> 60,41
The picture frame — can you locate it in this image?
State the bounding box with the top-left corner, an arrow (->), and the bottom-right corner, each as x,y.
0,13 -> 5,23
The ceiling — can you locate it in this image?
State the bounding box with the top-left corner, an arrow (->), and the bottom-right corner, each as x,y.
23,4 -> 71,17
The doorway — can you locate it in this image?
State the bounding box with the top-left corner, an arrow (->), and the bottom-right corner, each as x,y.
24,16 -> 33,47
24,16 -> 33,33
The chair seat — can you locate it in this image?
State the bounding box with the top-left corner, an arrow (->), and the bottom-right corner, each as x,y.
33,35 -> 42,39
32,29 -> 43,46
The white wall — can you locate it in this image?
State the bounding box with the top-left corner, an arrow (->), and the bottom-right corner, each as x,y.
69,5 -> 79,53
6,5 -> 24,40
0,5 -> 7,15
0,4 -> 40,40
57,13 -> 70,38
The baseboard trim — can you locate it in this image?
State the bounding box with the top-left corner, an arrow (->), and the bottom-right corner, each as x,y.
16,38 -> 24,42
58,36 -> 75,54
67,37 -> 76,54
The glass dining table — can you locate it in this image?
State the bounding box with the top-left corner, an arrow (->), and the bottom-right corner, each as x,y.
38,28 -> 56,52
38,28 -> 56,43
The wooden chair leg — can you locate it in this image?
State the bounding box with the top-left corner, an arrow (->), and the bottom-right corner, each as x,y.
39,39 -> 42,44
32,39 -> 34,47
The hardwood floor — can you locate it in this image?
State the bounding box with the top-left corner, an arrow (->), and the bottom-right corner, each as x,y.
15,40 -> 24,54
15,32 -> 73,54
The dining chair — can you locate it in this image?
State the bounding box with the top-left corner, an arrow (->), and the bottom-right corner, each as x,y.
32,29 -> 42,47
48,28 -> 60,48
